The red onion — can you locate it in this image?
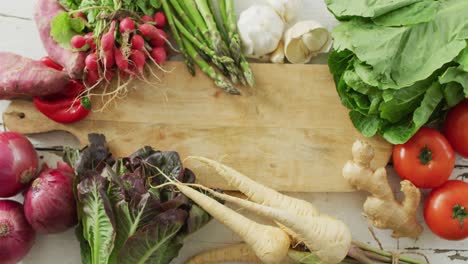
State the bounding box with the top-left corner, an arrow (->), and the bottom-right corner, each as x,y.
24,162 -> 77,234
0,200 -> 36,264
0,132 -> 39,197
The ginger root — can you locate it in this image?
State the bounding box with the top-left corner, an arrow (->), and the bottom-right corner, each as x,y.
343,140 -> 423,239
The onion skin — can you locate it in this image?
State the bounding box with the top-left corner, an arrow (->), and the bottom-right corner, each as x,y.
24,162 -> 77,234
0,132 -> 39,198
0,200 -> 36,264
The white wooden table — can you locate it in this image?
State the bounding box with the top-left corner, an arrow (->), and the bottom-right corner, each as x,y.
0,1 -> 467,263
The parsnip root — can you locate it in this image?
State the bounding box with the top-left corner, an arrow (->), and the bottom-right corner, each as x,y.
186,156 -> 319,217
194,185 -> 352,264
343,140 -> 423,238
175,184 -> 291,264
187,157 -> 352,264
185,243 -> 261,264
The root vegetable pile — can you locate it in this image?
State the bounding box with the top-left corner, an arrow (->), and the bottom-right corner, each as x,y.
181,157 -> 428,264
162,0 -> 255,95
343,140 -> 423,239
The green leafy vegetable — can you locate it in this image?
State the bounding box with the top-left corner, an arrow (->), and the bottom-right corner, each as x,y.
325,0 -> 421,19
58,0 -> 83,10
118,209 -> 186,264
326,0 -> 468,144
373,1 -> 441,26
78,175 -> 116,264
50,12 -> 86,49
66,134 -> 212,264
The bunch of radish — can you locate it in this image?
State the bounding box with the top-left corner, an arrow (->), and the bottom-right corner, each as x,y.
69,12 -> 168,87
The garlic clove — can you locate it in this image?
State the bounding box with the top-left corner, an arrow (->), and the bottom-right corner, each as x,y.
270,40 -> 285,64
284,37 -> 314,64
284,20 -> 332,64
301,28 -> 332,53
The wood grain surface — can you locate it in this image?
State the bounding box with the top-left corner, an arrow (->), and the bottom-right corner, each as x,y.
4,62 -> 392,192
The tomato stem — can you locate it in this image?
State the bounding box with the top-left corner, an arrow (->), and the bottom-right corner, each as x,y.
452,204 -> 468,228
418,145 -> 432,165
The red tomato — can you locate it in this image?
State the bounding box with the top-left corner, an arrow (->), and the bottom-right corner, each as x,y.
424,180 -> 468,240
393,127 -> 455,188
444,100 -> 468,158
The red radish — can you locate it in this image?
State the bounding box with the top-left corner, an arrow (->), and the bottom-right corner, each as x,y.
101,21 -> 116,51
151,47 -> 167,65
0,200 -> 36,264
72,12 -> 86,20
71,13 -> 87,24
84,32 -> 93,39
102,49 -> 115,68
150,33 -> 166,47
138,24 -> 163,40
85,53 -> 98,71
115,47 -> 129,71
148,29 -> 167,47
130,49 -> 146,73
71,12 -> 87,24
0,132 -> 38,198
40,56 -> 64,71
71,35 -> 87,49
142,15 -> 152,22
24,162 -> 76,234
153,12 -> 167,28
119,17 -> 135,33
85,69 -> 100,86
105,69 -> 114,82
131,34 -> 145,50
85,32 -> 96,51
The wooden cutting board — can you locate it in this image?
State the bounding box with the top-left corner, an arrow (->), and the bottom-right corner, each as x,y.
3,62 -> 392,192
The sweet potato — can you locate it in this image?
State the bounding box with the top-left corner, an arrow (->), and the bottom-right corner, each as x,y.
0,53 -> 69,99
34,0 -> 86,79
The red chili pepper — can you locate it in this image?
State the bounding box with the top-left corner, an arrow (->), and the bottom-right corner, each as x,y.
33,96 -> 90,124
40,56 -> 64,71
34,57 -> 91,124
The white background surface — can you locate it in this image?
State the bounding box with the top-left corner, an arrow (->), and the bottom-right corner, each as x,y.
0,0 -> 467,263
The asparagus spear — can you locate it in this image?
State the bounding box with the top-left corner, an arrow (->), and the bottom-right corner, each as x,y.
206,0 -> 228,43
193,0 -> 240,84
180,0 -> 214,50
224,0 -> 255,87
168,0 -> 208,47
224,0 -> 241,63
174,17 -> 233,69
162,0 -> 195,76
182,38 -> 240,95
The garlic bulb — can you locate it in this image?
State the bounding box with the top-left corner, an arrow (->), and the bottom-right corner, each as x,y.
266,0 -> 303,24
284,20 -> 332,64
237,5 -> 286,59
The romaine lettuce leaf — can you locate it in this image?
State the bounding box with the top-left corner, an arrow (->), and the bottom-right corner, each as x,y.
373,1 -> 440,26
325,0 -> 421,19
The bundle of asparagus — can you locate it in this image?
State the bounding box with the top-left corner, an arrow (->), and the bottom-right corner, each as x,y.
162,0 -> 254,95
